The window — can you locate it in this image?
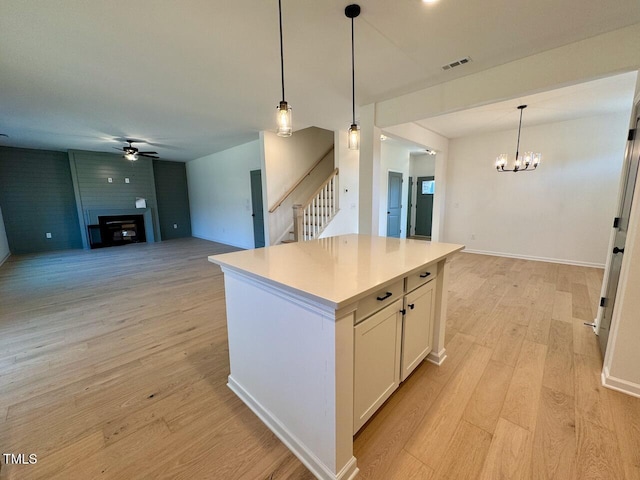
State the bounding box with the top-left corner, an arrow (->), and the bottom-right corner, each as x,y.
421,180 -> 435,195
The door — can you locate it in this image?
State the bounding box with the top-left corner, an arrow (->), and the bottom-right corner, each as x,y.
353,300 -> 403,433
415,176 -> 434,237
599,118 -> 640,355
386,172 -> 403,238
250,170 -> 265,248
406,176 -> 413,236
401,280 -> 436,381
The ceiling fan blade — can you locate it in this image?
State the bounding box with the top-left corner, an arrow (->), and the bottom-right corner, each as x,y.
137,151 -> 158,155
139,153 -> 159,159
113,147 -> 124,151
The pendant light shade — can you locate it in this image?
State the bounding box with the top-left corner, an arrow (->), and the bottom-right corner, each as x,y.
345,4 -> 360,151
276,0 -> 292,137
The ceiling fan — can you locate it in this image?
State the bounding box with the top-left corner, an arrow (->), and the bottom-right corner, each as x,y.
114,140 -> 159,161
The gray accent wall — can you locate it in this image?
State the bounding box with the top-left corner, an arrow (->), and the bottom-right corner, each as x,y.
68,150 -> 161,249
153,160 -> 192,240
0,147 -> 82,254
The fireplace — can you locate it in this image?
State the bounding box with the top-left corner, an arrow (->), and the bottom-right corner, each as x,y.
88,215 -> 146,249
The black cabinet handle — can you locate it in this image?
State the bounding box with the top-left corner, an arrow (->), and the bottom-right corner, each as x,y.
400,309 -> 406,315
408,303 -> 415,310
376,292 -> 392,301
419,272 -> 431,278
613,247 -> 625,254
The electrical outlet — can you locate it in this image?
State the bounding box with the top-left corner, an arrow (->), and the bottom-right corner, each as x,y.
45,232 -> 52,239
125,178 -> 130,184
108,177 -> 113,183
173,224 -> 178,229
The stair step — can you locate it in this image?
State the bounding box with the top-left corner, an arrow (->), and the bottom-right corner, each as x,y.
281,239 -> 296,244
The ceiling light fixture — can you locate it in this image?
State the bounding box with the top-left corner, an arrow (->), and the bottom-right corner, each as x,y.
495,105 -> 541,173
276,0 -> 292,137
346,4 -> 361,151
380,134 -> 387,141
425,149 -> 437,155
125,151 -> 138,162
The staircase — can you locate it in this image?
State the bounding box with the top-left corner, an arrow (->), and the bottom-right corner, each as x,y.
292,168 -> 339,242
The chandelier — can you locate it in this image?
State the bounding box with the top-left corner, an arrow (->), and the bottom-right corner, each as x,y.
495,105 -> 541,172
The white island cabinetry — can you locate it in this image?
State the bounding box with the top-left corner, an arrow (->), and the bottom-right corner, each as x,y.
209,234 -> 463,480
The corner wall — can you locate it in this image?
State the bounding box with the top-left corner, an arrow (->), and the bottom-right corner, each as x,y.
0,206 -> 10,265
445,112 -> 630,266
187,140 -> 261,249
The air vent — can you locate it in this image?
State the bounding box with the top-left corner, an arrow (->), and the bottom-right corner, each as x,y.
442,56 -> 471,71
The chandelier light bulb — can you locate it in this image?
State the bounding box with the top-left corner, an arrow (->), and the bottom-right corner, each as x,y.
348,124 -> 360,150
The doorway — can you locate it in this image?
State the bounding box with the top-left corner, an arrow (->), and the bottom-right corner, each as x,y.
406,176 -> 413,236
250,170 -> 265,248
599,114 -> 640,355
415,176 -> 434,238
387,171 -> 403,238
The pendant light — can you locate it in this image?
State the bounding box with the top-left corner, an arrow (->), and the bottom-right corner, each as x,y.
276,0 -> 292,137
495,105 -> 541,172
345,4 -> 361,150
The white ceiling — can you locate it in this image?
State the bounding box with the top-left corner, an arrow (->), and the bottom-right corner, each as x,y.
1,1 -> 639,161
415,72 -> 639,139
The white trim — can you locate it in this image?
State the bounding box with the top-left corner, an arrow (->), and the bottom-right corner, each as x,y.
426,348 -> 447,366
601,366 -> 640,398
462,248 -> 605,269
228,376 -> 359,480
0,252 -> 9,268
191,233 -> 253,250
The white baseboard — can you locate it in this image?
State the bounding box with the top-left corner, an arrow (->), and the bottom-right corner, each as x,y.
191,233 -> 252,250
462,249 -> 605,269
228,376 -> 359,480
602,366 -> 640,398
0,252 -> 10,268
426,348 -> 447,366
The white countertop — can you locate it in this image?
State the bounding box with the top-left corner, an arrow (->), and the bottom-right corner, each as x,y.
209,234 -> 464,309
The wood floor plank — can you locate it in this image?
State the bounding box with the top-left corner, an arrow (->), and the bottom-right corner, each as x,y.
574,353 -> 614,431
491,322 -> 527,367
531,387 -> 577,480
384,450 -> 434,480
572,320 -> 601,359
609,390 -> 640,480
575,415 -> 626,480
404,344 -> 493,471
526,309 -> 551,345
501,340 -> 547,432
541,320 -> 575,397
552,291 -> 573,323
432,420 -> 492,480
463,360 -> 514,434
478,417 -> 533,480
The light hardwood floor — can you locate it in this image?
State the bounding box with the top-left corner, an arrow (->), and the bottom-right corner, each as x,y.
0,238 -> 638,479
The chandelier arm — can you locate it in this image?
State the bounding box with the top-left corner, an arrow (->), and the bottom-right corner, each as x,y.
515,107 -> 523,161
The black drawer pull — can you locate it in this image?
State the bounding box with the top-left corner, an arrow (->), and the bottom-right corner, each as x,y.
419,272 -> 431,278
408,303 -> 415,310
376,292 -> 392,301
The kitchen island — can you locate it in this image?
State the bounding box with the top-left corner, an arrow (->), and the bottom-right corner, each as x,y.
209,234 -> 463,480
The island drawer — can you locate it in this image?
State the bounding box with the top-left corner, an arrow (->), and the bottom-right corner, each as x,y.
405,263 -> 438,293
355,279 -> 404,324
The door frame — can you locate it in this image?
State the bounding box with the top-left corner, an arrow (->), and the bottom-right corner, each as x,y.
250,169 -> 265,248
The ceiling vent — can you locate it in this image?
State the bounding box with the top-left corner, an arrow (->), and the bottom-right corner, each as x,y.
442,57 -> 471,71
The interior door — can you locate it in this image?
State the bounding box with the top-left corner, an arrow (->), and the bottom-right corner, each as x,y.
406,176 -> 413,236
599,117 -> 640,355
250,170 -> 265,248
415,176 -> 434,237
387,172 -> 403,238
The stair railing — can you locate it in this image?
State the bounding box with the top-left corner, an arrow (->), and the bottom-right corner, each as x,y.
293,168 -> 339,241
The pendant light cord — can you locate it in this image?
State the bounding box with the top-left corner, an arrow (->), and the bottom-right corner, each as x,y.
515,106 -> 523,160
351,17 -> 356,124
279,0 -> 285,102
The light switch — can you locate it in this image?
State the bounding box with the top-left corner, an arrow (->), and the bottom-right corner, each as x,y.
173,224 -> 178,229
45,232 -> 52,239
125,178 -> 130,184
108,177 -> 113,183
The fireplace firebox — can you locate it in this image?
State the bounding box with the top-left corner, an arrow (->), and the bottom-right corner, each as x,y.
88,215 -> 146,249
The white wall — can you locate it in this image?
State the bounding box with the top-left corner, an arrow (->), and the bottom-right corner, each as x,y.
0,206 -> 10,265
320,130 -> 359,238
378,142 -> 412,238
444,112 -> 630,266
187,140 -> 262,249
263,127 -> 334,244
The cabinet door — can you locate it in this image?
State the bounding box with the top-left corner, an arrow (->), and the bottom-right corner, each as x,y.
401,280 -> 435,382
353,300 -> 403,434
